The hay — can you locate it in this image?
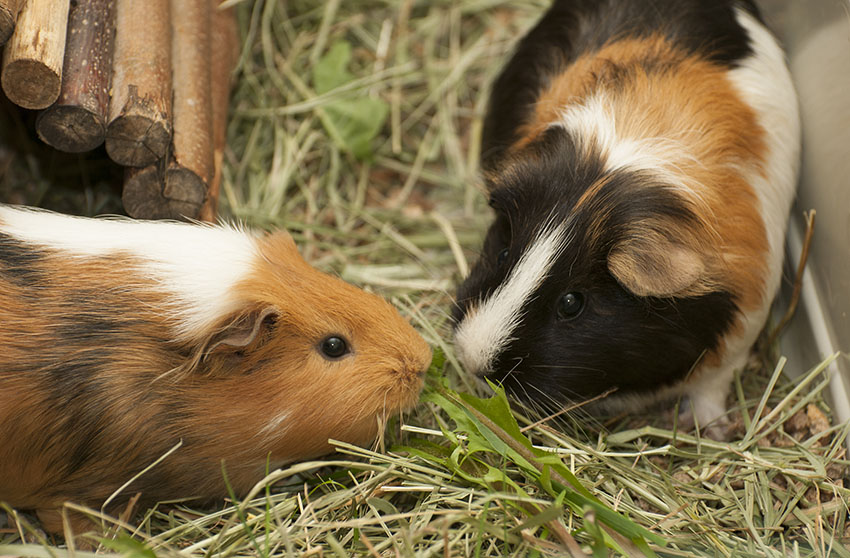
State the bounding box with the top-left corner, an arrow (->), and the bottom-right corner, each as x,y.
0,0 -> 848,556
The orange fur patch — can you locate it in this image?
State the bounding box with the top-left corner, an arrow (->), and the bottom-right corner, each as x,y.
196,231 -> 430,470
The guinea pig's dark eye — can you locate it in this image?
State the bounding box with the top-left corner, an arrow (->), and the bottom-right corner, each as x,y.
319,335 -> 349,359
556,292 -> 585,321
497,248 -> 509,266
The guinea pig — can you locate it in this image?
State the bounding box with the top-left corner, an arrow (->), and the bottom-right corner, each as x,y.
453,0 -> 800,433
0,204 -> 431,532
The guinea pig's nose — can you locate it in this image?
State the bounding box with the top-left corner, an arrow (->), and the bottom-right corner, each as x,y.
455,342 -> 489,379
410,343 -> 432,377
399,358 -> 427,379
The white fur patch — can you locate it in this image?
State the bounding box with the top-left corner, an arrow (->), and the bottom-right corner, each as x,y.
727,8 -> 801,308
553,95 -> 699,195
0,205 -> 260,339
455,221 -> 568,375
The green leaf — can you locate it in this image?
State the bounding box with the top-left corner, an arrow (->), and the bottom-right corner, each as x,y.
456,401 -> 540,475
457,386 -> 593,498
323,98 -> 388,159
583,510 -> 609,558
422,390 -> 478,434
539,464 -> 554,495
99,535 -> 158,558
312,41 -> 354,94
429,346 -> 447,372
312,41 -> 389,159
395,437 -> 453,461
558,490 -> 665,547
448,445 -> 489,481
513,504 -> 565,533
633,537 -> 661,558
428,384 -> 667,550
426,346 -> 448,383
457,385 -> 526,447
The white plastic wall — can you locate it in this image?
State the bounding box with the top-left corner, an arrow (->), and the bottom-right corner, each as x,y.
760,0 -> 850,440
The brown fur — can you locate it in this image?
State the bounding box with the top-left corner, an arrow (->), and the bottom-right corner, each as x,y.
0,229 -> 430,529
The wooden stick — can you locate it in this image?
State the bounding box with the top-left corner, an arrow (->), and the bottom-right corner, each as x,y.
106,0 -> 171,167
198,0 -> 239,222
0,0 -> 24,46
123,161 -> 204,220
164,0 -> 213,220
123,165 -> 164,219
767,210 -> 817,348
36,0 -> 117,153
0,0 -> 70,109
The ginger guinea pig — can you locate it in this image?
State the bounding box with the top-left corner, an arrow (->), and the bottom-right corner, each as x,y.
454,0 -> 799,432
0,205 -> 430,530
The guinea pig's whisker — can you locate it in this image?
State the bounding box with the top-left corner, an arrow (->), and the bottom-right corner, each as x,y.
525,382 -> 560,405
530,363 -> 608,374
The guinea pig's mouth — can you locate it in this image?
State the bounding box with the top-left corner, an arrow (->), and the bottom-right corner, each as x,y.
395,345 -> 431,395
383,367 -> 426,412
400,375 -> 426,408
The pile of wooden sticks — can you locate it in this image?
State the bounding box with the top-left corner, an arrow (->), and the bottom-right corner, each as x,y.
0,0 -> 238,221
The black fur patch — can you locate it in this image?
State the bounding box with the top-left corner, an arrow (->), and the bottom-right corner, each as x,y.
54,291 -> 139,344
481,0 -> 760,168
457,127 -> 603,317
0,233 -> 48,287
7,282 -> 167,479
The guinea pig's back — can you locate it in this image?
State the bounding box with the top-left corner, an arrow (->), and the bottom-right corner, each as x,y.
0,206 -> 258,507
484,0 -> 798,312
483,0 -> 770,167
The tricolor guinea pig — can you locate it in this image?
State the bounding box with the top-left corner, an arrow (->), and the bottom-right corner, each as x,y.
453,0 -> 799,432
0,205 -> 430,531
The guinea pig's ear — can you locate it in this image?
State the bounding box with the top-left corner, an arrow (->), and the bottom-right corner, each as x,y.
205,306 -> 279,354
607,232 -> 706,297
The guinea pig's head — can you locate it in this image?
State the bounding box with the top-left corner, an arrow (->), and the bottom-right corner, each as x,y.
453,129 -> 743,411
189,230 -> 431,464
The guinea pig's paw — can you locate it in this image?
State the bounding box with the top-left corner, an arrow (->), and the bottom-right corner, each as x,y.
680,368 -> 739,440
677,398 -> 732,441
699,416 -> 733,442
36,507 -> 102,546
6,510 -> 49,544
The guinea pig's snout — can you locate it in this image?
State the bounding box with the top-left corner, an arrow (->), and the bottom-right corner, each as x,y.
395,354 -> 428,381
388,330 -> 431,378
452,301 -> 502,380
389,340 -> 430,408
407,339 -> 432,379
454,341 -> 489,379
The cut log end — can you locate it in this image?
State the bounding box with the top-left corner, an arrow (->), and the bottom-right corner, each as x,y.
105,115 -> 171,167
165,166 -> 207,207
36,106 -> 106,153
123,166 -> 165,218
1,59 -> 61,109
124,166 -> 203,220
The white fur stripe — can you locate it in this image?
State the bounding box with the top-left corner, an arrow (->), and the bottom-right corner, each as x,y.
455,221 -> 568,374
553,95 -> 697,190
0,205 -> 260,339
